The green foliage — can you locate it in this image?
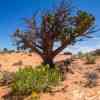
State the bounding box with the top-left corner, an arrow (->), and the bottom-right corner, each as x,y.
85,54 -> 96,64
12,0 -> 95,67
47,67 -> 62,86
11,65 -> 62,95
26,91 -> 40,100
31,93 -> 40,100
75,10 -> 95,35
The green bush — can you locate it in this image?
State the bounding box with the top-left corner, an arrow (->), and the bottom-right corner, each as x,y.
11,65 -> 62,95
47,67 -> 62,86
85,54 -> 96,64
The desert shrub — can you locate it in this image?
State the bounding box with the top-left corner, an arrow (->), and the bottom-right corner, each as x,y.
3,48 -> 8,53
8,50 -> 15,53
12,60 -> 23,66
11,65 -> 62,95
47,67 -> 62,87
75,52 -> 85,59
85,54 -> 96,64
84,71 -> 99,88
0,71 -> 14,86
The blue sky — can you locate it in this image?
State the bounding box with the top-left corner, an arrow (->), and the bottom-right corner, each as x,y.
0,0 -> 100,53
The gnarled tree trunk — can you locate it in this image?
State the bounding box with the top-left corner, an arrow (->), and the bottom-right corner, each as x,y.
43,57 -> 54,68
42,53 -> 55,68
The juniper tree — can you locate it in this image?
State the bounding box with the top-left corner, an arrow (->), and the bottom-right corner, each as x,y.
12,0 -> 96,68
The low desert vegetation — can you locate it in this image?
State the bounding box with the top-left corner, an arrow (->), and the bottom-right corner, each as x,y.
0,71 -> 14,86
0,0 -> 99,100
11,64 -> 62,96
77,52 -> 85,59
72,51 -> 86,59
85,53 -> 96,64
74,52 -> 96,64
84,71 -> 99,88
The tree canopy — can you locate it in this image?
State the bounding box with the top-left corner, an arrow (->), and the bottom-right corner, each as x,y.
13,0 -> 96,67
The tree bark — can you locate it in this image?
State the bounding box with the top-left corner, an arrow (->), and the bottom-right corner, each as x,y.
42,54 -> 55,68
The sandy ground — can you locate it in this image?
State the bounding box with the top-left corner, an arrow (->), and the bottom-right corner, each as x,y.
0,52 -> 42,72
0,52 -> 71,72
0,52 -> 100,100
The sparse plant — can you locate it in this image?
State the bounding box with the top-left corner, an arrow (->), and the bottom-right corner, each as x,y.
8,50 -> 15,53
84,71 -> 99,88
64,58 -> 72,66
85,54 -> 96,64
27,91 -> 40,100
77,52 -> 85,59
3,48 -> 8,53
0,71 -> 14,86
